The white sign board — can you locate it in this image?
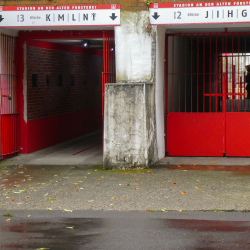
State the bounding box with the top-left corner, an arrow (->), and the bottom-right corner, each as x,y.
0,4 -> 120,27
150,1 -> 250,25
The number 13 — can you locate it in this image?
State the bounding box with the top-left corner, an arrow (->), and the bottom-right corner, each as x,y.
17,14 -> 24,22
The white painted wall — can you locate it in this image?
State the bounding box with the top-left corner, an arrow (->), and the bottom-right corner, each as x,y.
155,26 -> 166,160
115,11 -> 152,82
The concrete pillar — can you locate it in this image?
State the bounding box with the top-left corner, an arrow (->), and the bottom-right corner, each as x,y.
103,11 -> 160,169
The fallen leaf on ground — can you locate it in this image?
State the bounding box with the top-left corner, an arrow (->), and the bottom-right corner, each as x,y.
74,183 -> 79,185
157,167 -> 160,169
97,179 -> 100,181
181,191 -> 187,195
192,163 -> 196,165
146,209 -> 150,212
5,218 -> 11,222
180,209 -> 183,212
141,182 -> 143,184
177,165 -> 181,167
13,185 -> 18,188
195,187 -> 200,190
172,182 -> 176,184
181,163 -> 185,165
25,196 -> 30,198
142,173 -> 144,174
54,175 -> 57,176
11,198 -> 15,201
66,226 -> 74,229
111,197 -> 116,199
4,191 -> 8,194
63,209 -> 73,212
135,188 -> 140,190
75,190 -> 78,192
212,161 -> 215,164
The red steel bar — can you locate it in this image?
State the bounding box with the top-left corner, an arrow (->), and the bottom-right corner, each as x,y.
172,36 -> 174,112
245,35 -> 246,111
216,35 -> 218,112
231,35 -> 234,112
197,35 -> 199,112
203,35 -> 205,113
221,35 -> 224,111
209,35 -> 211,112
238,35 -> 240,110
191,35 -> 193,112
185,36 -> 187,112
179,35 -> 180,112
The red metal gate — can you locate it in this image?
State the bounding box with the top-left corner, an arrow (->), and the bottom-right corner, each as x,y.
165,32 -> 250,157
102,31 -> 116,122
0,34 -> 19,159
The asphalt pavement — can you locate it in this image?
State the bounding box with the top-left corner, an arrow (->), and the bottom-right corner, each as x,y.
1,163 -> 250,212
1,210 -> 250,250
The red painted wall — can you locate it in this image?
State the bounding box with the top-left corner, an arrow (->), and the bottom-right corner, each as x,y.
23,40 -> 103,153
27,108 -> 102,153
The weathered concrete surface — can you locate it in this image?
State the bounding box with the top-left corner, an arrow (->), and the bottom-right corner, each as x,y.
1,164 -> 250,211
115,11 -> 154,82
104,83 -> 157,169
104,12 -> 158,169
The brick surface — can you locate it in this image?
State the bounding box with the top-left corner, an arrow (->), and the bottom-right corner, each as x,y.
26,45 -> 103,121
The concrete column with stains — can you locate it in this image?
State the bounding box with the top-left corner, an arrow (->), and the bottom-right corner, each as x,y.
103,11 -> 159,169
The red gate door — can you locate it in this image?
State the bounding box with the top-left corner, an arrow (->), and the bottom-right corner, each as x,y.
166,32 -> 250,157
102,31 -> 116,123
222,47 -> 250,156
0,34 -> 19,159
165,33 -> 225,156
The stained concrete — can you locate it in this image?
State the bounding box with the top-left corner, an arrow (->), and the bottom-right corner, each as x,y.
2,163 -> 250,211
104,83 -> 157,170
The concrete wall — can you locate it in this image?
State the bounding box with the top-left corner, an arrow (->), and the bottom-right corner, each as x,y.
155,26 -> 166,160
104,11 -> 158,169
104,83 -> 157,169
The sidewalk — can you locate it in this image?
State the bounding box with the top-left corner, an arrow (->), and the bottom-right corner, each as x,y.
1,161 -> 250,212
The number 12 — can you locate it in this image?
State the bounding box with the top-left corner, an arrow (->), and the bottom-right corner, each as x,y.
174,11 -> 181,19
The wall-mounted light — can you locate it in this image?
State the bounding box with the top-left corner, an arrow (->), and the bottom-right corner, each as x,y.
82,40 -> 91,48
111,47 -> 114,51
